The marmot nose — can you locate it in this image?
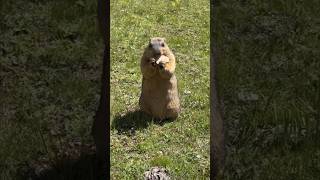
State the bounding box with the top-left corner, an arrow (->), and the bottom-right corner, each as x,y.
150,43 -> 161,53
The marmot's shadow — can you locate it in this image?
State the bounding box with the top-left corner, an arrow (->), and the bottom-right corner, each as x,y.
111,110 -> 175,134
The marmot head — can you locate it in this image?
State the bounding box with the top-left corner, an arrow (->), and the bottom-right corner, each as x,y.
147,37 -> 168,56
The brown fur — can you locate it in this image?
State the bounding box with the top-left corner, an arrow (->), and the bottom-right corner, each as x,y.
139,37 -> 180,120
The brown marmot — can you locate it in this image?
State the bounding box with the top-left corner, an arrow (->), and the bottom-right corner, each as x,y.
139,37 -> 180,120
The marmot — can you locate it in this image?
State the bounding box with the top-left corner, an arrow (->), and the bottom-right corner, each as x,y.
139,37 -> 180,120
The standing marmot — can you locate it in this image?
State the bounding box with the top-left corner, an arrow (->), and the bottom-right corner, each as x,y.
139,37 -> 180,120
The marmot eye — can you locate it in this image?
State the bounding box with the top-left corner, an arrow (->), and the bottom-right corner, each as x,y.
161,43 -> 165,47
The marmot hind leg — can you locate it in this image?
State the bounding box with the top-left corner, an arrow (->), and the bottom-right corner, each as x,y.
164,108 -> 179,120
139,98 -> 153,117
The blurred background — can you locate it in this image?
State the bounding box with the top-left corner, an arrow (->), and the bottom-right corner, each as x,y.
0,0 -> 104,179
214,0 -> 320,179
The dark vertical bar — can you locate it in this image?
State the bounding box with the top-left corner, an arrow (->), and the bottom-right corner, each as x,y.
92,0 -> 110,179
210,0 -> 225,179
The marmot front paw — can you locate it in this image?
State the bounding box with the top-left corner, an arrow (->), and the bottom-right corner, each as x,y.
156,55 -> 169,70
150,58 -> 157,67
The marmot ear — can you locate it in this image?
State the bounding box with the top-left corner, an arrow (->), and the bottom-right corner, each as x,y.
162,38 -> 166,42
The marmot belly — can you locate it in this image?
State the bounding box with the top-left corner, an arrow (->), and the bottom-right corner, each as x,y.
139,74 -> 180,120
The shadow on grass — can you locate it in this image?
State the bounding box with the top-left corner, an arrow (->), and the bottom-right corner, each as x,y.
111,110 -> 175,134
20,150 -> 107,180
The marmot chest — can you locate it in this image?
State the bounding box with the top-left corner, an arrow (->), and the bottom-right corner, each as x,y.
141,74 -> 177,104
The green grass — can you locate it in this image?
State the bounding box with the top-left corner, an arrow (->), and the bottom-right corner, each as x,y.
110,0 -> 210,179
3,0 -> 318,179
0,0 -> 210,179
214,1 -> 320,179
0,0 -> 103,179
